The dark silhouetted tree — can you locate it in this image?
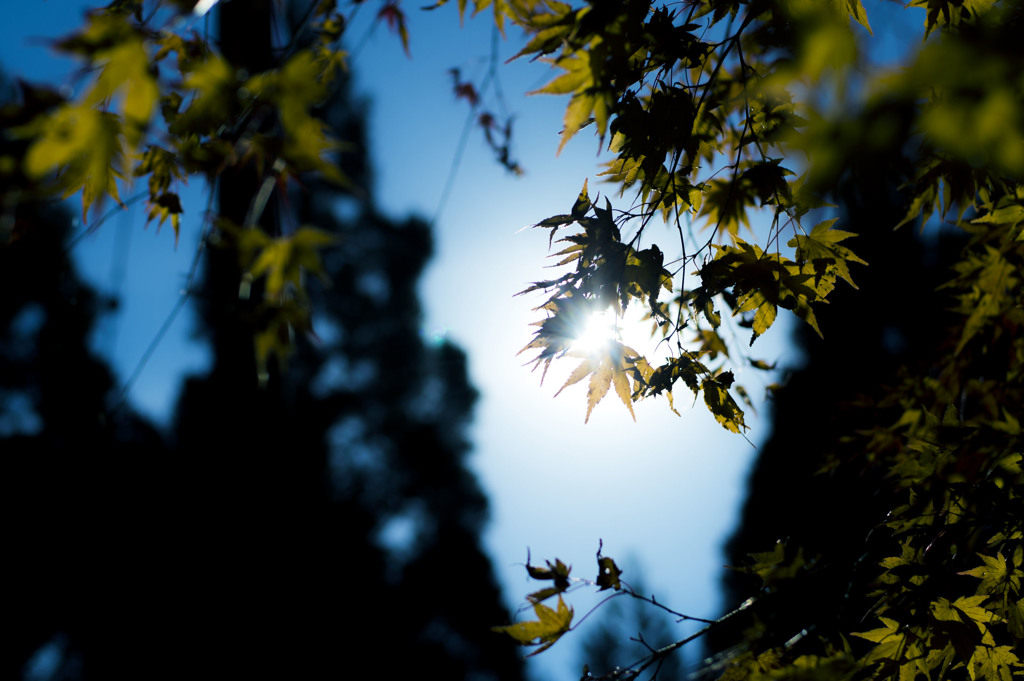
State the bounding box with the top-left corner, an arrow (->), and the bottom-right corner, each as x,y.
164,3 -> 525,679
1,73 -> 169,681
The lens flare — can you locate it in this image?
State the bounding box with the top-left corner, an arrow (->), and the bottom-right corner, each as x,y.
571,307 -> 620,355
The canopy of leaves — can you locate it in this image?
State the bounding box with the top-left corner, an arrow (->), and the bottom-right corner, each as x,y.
488,2 -> 1024,681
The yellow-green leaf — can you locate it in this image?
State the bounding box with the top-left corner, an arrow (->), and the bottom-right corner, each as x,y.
959,553 -> 1010,595
492,595 -> 573,656
88,37 -> 159,141
702,374 -> 746,433
23,103 -> 126,222
248,226 -> 337,299
968,645 -> 1020,681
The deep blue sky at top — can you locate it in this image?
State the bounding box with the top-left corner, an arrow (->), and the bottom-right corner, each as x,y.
0,2 -> 922,678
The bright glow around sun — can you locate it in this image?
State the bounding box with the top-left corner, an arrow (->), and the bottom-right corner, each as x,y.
571,304 -> 662,358
571,307 -> 620,355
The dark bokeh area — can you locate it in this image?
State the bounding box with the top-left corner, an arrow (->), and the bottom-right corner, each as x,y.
705,132 -> 965,662
1,4 -> 525,680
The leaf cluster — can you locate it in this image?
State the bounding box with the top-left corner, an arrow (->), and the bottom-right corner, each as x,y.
5,0 -> 365,370
497,2 -> 1024,681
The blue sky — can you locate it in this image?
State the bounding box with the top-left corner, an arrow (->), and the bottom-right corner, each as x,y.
0,2 -> 866,678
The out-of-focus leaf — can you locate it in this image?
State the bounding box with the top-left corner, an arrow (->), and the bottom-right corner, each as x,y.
492,595 -> 574,657
247,226 -> 338,300
145,192 -> 184,244
22,103 -> 126,222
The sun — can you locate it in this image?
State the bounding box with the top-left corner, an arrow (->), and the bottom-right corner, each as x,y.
570,304 -> 658,357
571,307 -> 620,355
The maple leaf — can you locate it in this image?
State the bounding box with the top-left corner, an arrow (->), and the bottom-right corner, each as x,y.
952,595 -> 999,631
959,553 -> 1016,595
833,0 -> 872,34
788,218 -> 868,289
853,617 -> 907,663
968,645 -> 1020,681
170,54 -> 237,136
88,37 -> 159,143
22,103 -> 125,222
492,595 -> 573,656
252,301 -> 314,387
555,341 -> 639,423
145,192 -> 184,245
248,226 -> 337,300
245,51 -> 347,185
525,554 -> 572,603
530,55 -> 609,153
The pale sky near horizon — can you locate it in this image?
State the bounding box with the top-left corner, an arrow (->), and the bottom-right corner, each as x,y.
0,2 -> 912,679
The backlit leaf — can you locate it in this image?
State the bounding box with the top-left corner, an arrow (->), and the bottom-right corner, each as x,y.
702,373 -> 746,433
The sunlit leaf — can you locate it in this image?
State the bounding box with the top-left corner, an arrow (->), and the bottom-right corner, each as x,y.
555,341 -> 639,423
788,218 -> 867,289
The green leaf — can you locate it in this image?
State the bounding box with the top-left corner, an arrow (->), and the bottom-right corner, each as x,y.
171,53 -> 237,135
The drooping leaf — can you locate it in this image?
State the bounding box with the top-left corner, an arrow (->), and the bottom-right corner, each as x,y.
378,2 -> 411,56
145,192 -> 184,245
701,372 -> 746,433
555,340 -> 639,423
88,36 -> 159,142
170,53 -> 238,135
596,551 -> 622,591
247,226 -> 338,300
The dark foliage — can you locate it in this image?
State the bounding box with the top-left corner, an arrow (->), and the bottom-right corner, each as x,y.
708,156 -> 965,661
